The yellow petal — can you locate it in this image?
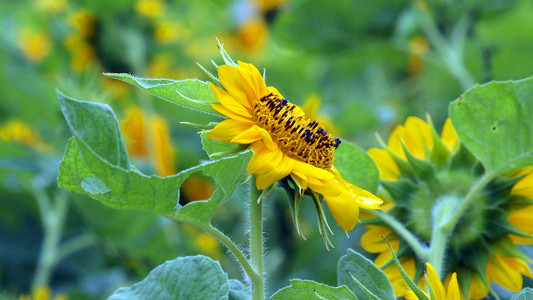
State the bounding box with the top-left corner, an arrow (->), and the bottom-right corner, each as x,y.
404,290 -> 428,300
446,272 -> 461,300
211,104 -> 252,123
368,148 -> 400,181
211,84 -> 254,117
511,168 -> 533,198
292,159 -> 335,181
468,274 -> 490,300
405,116 -> 433,154
305,176 -> 341,197
218,65 -> 263,109
361,225 -> 397,253
247,141 -> 283,175
508,205 -> 533,237
207,119 -> 255,143
388,125 -> 407,159
323,191 -> 360,231
238,61 -> 268,97
290,173 -> 308,190
487,255 -> 531,292
426,263 -> 446,300
340,180 -> 382,209
255,154 -> 295,190
231,125 -> 263,144
441,118 -> 459,152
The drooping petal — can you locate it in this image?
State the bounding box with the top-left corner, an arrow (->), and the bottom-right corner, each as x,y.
207,119 -> 254,143
339,180 -> 383,209
255,154 -> 295,190
361,226 -> 398,254
468,274 -> 490,300
508,205 -> 533,240
292,159 -> 335,181
487,255 -> 532,293
425,263 -> 446,300
368,148 -> 400,181
511,167 -> 533,198
323,191 -> 360,231
211,84 -> 254,117
246,141 -> 283,175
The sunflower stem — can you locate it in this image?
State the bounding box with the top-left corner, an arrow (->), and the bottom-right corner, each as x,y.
249,177 -> 264,300
428,197 -> 457,277
374,211 -> 430,261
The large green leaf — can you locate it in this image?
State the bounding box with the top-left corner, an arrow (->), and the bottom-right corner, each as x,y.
449,77 -> 533,173
337,249 -> 395,300
108,255 -> 229,300
271,280 -> 356,300
58,92 -> 251,225
334,140 -> 379,194
104,73 -> 222,117
511,288 -> 533,300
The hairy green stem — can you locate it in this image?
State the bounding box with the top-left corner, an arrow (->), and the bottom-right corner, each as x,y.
32,190 -> 68,290
428,197 -> 457,277
374,211 -> 429,261
249,178 -> 264,300
201,224 -> 259,283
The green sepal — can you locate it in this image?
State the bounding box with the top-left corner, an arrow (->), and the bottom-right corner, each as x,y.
508,195 -> 533,207
484,207 -> 531,239
425,114 -> 452,167
460,246 -> 493,296
279,177 -> 307,240
454,267 -> 475,300
217,38 -> 237,67
485,175 -> 523,207
490,236 -> 533,263
403,146 -> 442,195
380,179 -> 417,208
384,238 -> 429,300
449,143 -> 482,174
308,190 -> 334,250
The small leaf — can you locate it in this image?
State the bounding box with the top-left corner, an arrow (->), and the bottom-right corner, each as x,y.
449,77 -> 533,173
108,255 -> 229,300
228,279 -> 251,300
104,73 -> 222,117
511,288 -> 533,300
334,140 -> 379,194
337,249 -> 395,300
271,280 -> 357,300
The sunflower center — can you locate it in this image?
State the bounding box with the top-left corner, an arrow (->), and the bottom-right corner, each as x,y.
253,92 -> 340,169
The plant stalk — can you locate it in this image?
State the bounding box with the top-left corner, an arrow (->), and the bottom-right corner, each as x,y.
249,177 -> 264,300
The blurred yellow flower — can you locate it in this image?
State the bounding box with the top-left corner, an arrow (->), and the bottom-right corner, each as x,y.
207,61 -> 381,231
235,19 -> 268,53
64,35 -> 96,71
404,263 -> 461,300
153,20 -> 187,44
19,286 -> 67,300
120,106 -> 176,177
135,0 -> 165,18
17,28 -> 52,63
257,0 -> 287,12
183,225 -> 222,260
181,176 -> 215,203
37,0 -> 68,14
68,9 -> 95,38
408,35 -> 430,75
0,119 -> 48,150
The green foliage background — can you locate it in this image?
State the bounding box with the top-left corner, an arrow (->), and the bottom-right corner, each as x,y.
1,0 -> 533,299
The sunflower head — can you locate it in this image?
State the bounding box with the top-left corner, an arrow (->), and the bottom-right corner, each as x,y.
364,116 -> 533,299
205,59 -> 382,245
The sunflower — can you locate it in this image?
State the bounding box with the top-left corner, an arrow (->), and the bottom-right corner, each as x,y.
207,61 -> 382,231
362,116 -> 533,299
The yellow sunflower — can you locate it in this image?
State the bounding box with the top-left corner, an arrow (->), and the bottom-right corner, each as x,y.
363,117 -> 533,299
207,61 -> 382,231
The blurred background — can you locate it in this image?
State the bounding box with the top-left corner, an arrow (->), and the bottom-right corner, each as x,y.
1,0 -> 533,298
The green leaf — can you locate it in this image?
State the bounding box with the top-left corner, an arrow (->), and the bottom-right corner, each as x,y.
228,279 -> 250,300
271,280 -> 357,300
104,73 -> 222,117
58,92 -> 130,169
108,255 -> 229,300
449,77 -> 533,173
511,288 -> 533,300
58,92 -> 252,225
337,249 -> 395,300
334,140 -> 379,194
